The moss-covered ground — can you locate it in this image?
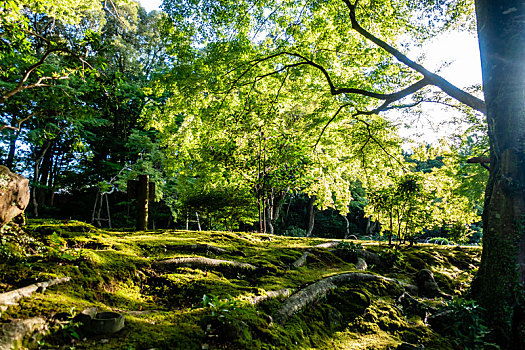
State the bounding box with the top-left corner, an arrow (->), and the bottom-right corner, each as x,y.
0,220 -> 481,349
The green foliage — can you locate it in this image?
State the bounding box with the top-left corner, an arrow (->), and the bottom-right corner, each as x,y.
58,308 -> 83,341
46,231 -> 83,261
367,144 -> 481,244
378,247 -> 406,267
368,173 -> 432,243
437,297 -> 496,350
201,294 -> 248,325
337,240 -> 363,253
0,224 -> 45,262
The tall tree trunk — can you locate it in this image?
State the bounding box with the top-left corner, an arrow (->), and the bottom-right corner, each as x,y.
31,142 -> 51,218
305,195 -> 316,237
470,1 -> 525,348
136,174 -> 149,231
5,128 -> 20,169
37,143 -> 53,206
265,189 -> 288,235
265,202 -> 274,235
343,215 -> 350,239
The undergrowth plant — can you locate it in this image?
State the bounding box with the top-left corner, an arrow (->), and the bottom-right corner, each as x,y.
201,294 -> 247,325
337,240 -> 363,253
379,247 -> 406,267
438,297 -> 498,350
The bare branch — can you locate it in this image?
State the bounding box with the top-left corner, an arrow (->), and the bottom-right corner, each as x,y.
467,156 -> 490,170
234,51 -> 432,108
352,114 -> 406,169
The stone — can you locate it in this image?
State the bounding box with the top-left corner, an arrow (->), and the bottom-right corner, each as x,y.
0,166 -> 29,227
415,269 -> 443,298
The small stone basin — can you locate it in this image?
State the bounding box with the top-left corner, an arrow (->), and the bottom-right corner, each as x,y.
90,311 -> 125,334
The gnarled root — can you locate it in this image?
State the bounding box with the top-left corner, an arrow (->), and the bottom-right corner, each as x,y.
274,272 -> 402,324
248,289 -> 293,305
0,277 -> 71,311
154,257 -> 257,274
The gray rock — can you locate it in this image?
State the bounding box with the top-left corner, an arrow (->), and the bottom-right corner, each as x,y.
0,166 -> 29,227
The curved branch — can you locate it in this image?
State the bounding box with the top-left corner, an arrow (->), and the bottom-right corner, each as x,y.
233,52 -> 430,107
0,47 -> 60,104
0,112 -> 39,132
341,0 -> 486,114
1,29 -> 96,105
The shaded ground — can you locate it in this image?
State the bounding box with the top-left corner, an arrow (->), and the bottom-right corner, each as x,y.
0,220 -> 481,349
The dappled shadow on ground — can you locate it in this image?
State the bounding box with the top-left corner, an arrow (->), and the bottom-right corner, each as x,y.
0,220 -> 480,349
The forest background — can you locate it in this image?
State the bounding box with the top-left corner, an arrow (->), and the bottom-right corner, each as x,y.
3,0 -> 525,347
0,0 -> 489,245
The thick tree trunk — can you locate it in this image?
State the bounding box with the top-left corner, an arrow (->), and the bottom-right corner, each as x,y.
30,143 -> 51,218
136,174 -> 149,231
470,1 -> 525,348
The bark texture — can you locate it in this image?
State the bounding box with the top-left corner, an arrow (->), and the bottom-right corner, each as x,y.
154,257 -> 257,273
305,196 -> 316,237
248,289 -> 293,305
0,317 -> 47,349
274,272 -> 397,324
0,277 -> 71,311
470,1 -> 525,348
292,252 -> 310,268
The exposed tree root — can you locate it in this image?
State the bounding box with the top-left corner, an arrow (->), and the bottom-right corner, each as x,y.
314,242 -> 339,249
292,242 -> 382,269
415,269 -> 450,298
170,244 -> 229,255
331,248 -> 383,267
274,272 -> 402,324
0,277 -> 71,312
0,317 -> 47,349
154,257 -> 257,274
397,292 -> 437,322
292,252 -> 310,268
248,289 -> 293,305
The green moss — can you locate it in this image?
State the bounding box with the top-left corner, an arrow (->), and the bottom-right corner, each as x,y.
0,222 -> 481,349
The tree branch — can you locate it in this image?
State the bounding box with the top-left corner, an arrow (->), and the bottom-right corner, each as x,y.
467,156 -> 490,170
314,103 -> 352,149
341,0 -> 486,114
1,30 -> 96,105
235,51 -> 432,111
0,112 -> 39,132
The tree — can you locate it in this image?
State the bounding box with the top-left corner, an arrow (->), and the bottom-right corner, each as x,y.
1,0 -> 174,224
0,0 -> 104,108
367,145 -> 481,245
161,0 -> 524,345
468,1 -> 525,348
